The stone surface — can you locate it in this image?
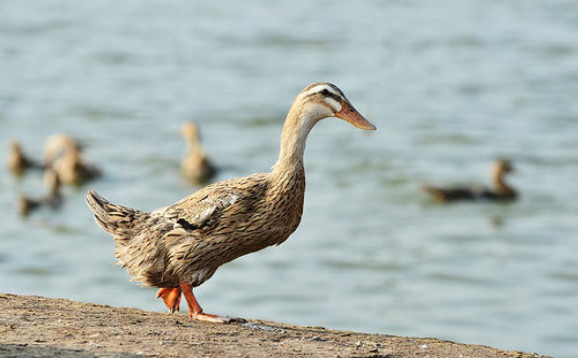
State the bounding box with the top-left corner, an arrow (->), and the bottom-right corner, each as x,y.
0,294 -> 549,358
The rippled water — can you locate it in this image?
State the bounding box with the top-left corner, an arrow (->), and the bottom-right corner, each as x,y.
1,1 -> 577,357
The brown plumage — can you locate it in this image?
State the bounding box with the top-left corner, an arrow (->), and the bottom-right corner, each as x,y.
86,82 -> 376,323
180,121 -> 216,184
18,169 -> 63,216
422,159 -> 518,203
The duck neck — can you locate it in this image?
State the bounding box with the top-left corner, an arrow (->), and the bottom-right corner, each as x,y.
186,139 -> 201,154
272,105 -> 316,177
492,167 -> 514,195
11,143 -> 25,163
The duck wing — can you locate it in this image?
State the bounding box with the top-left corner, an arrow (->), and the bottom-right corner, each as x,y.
141,174 -> 269,286
157,173 -> 268,233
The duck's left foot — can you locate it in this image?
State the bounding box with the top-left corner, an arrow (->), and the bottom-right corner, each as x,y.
156,287 -> 182,313
191,313 -> 246,324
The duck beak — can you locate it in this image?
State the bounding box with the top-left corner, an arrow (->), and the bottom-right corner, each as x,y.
335,99 -> 376,131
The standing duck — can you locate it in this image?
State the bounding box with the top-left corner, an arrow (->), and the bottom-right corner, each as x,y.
6,139 -> 43,176
86,83 -> 376,323
422,159 -> 518,203
180,121 -> 217,184
18,169 -> 63,216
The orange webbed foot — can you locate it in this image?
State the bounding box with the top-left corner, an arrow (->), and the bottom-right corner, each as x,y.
178,281 -> 245,324
156,287 -> 182,313
191,313 -> 246,324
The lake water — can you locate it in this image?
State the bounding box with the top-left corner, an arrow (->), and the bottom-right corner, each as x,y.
1,1 -> 576,357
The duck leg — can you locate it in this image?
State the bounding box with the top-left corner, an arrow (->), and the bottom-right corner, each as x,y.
179,281 -> 245,324
156,287 -> 181,313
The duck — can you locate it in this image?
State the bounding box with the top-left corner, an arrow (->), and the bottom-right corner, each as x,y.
44,134 -> 101,185
43,134 -> 81,167
421,159 -> 518,203
180,121 -> 217,184
6,139 -> 43,176
18,169 -> 63,216
52,145 -> 101,185
86,82 -> 376,323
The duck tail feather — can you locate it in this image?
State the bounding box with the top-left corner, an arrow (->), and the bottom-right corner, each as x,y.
86,190 -> 143,236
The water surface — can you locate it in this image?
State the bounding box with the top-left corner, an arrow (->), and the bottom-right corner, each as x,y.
1,1 -> 576,357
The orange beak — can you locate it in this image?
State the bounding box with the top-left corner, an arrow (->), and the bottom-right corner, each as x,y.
334,99 -> 376,131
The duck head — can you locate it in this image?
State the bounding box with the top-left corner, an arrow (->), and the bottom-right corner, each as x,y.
495,158 -> 514,175
181,121 -> 201,143
275,83 -> 375,171
290,82 -> 376,131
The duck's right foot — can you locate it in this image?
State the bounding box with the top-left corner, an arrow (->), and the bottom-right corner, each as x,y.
191,313 -> 246,324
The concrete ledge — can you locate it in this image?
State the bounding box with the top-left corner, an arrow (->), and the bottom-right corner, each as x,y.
0,293 -> 548,358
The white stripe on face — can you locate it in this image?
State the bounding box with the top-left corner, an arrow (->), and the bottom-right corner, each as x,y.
298,84 -> 343,112
298,84 -> 341,100
324,96 -> 342,112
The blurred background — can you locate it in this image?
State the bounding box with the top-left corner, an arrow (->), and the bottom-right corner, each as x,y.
1,1 -> 576,357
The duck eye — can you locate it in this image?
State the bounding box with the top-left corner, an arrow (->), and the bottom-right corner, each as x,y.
321,89 -> 330,96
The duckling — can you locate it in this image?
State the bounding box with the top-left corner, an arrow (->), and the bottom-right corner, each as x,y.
6,139 -> 43,176
44,134 -> 101,185
86,83 -> 376,323
181,121 -> 216,184
18,170 -> 63,216
422,159 -> 518,203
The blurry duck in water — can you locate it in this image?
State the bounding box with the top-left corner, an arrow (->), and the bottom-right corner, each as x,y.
18,169 -> 63,216
422,159 -> 518,203
52,145 -> 101,186
44,134 -> 81,167
6,139 -> 43,177
86,83 -> 376,323
181,121 -> 216,185
44,134 -> 101,186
